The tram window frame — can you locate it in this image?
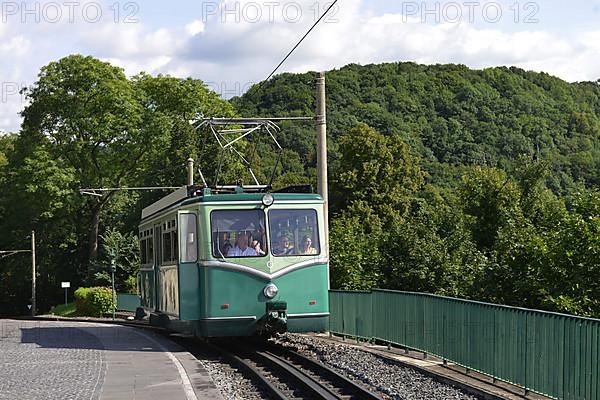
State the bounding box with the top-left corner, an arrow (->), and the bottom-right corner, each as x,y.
139,228 -> 154,266
210,209 -> 267,258
140,239 -> 147,264
179,213 -> 198,263
268,209 -> 321,257
161,218 -> 178,265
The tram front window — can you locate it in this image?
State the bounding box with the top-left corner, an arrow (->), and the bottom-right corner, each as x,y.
269,209 -> 320,256
211,210 -> 267,258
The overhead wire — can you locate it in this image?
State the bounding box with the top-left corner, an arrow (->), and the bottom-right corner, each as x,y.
257,0 -> 340,91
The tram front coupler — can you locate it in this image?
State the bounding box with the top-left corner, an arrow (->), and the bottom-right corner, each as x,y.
258,301 -> 288,334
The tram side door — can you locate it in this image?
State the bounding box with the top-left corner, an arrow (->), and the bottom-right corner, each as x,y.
153,224 -> 162,311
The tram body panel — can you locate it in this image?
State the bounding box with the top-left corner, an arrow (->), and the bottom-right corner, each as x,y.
138,190 -> 330,337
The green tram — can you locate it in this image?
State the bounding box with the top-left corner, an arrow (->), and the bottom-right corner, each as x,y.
138,185 -> 329,337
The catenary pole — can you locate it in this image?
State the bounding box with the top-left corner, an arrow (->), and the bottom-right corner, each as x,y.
31,230 -> 36,316
187,158 -> 194,186
316,72 -> 329,252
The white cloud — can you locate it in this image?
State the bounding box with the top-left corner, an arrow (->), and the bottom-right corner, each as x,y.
165,0 -> 600,86
80,23 -> 185,59
0,36 -> 31,56
185,20 -> 205,36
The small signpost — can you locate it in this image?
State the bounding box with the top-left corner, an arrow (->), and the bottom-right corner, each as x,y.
110,258 -> 116,321
61,282 -> 70,306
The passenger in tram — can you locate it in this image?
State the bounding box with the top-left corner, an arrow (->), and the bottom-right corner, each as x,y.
274,235 -> 295,255
299,235 -> 317,255
251,239 -> 266,256
227,232 -> 258,257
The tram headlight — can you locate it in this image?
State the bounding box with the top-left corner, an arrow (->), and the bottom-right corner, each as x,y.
262,193 -> 274,207
263,283 -> 279,299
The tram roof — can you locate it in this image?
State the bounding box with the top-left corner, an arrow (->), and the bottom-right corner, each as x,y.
141,185 -> 323,222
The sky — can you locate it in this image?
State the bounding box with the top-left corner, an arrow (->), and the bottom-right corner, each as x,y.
1,0 -> 600,133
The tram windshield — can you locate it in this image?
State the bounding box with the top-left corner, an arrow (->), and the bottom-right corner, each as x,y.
269,209 -> 320,257
211,210 -> 267,258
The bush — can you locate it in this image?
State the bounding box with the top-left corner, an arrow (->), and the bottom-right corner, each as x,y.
125,275 -> 137,294
74,287 -> 91,314
74,287 -> 115,317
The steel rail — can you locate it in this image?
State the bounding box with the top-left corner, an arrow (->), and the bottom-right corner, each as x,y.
203,341 -> 289,400
249,349 -> 340,400
213,340 -> 384,400
265,342 -> 384,400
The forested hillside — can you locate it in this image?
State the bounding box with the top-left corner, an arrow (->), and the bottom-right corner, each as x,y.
235,63 -> 600,192
234,62 -> 600,316
1,57 -> 598,318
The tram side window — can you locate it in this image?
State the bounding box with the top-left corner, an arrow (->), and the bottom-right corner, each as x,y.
148,239 -> 153,263
179,214 -> 198,263
140,240 -> 147,264
139,228 -> 153,265
269,209 -> 320,256
162,219 -> 178,264
211,210 -> 267,258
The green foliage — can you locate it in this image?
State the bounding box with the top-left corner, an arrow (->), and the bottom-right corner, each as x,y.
90,227 -> 140,292
2,57 -> 600,319
0,134 -> 15,169
74,287 -> 91,313
74,287 -> 115,317
235,63 -> 600,192
17,55 -> 235,268
234,62 -> 600,316
0,55 -> 235,316
329,214 -> 382,290
460,167 -> 522,251
132,73 -> 236,188
19,55 -> 163,267
380,187 -> 487,298
49,302 -> 77,317
333,123 -> 424,225
124,275 -> 138,294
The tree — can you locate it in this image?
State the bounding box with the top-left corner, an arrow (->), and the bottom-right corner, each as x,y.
19,56 -> 234,280
380,186 -> 487,297
329,213 -> 382,290
460,167 -> 522,251
543,190 -> 600,316
20,55 -> 166,271
332,123 -> 424,225
132,73 -> 235,188
91,227 -> 140,293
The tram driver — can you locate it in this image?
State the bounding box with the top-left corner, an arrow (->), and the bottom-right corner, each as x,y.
227,232 -> 258,257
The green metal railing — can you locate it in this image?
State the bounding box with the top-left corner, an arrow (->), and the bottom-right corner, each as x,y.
329,289 -> 600,400
116,293 -> 141,312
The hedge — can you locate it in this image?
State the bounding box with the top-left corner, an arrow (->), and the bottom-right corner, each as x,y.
74,287 -> 115,317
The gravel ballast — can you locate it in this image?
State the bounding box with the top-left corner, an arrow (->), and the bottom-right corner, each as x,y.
196,352 -> 266,400
275,333 -> 481,400
201,333 -> 481,400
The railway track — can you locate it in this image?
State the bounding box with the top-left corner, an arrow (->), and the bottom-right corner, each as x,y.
207,339 -> 384,400
20,317 -> 524,399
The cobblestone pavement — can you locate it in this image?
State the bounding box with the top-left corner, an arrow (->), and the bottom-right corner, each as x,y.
0,320 -> 105,400
0,320 -> 222,400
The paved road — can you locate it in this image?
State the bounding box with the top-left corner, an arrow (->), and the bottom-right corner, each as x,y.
0,320 -> 222,400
